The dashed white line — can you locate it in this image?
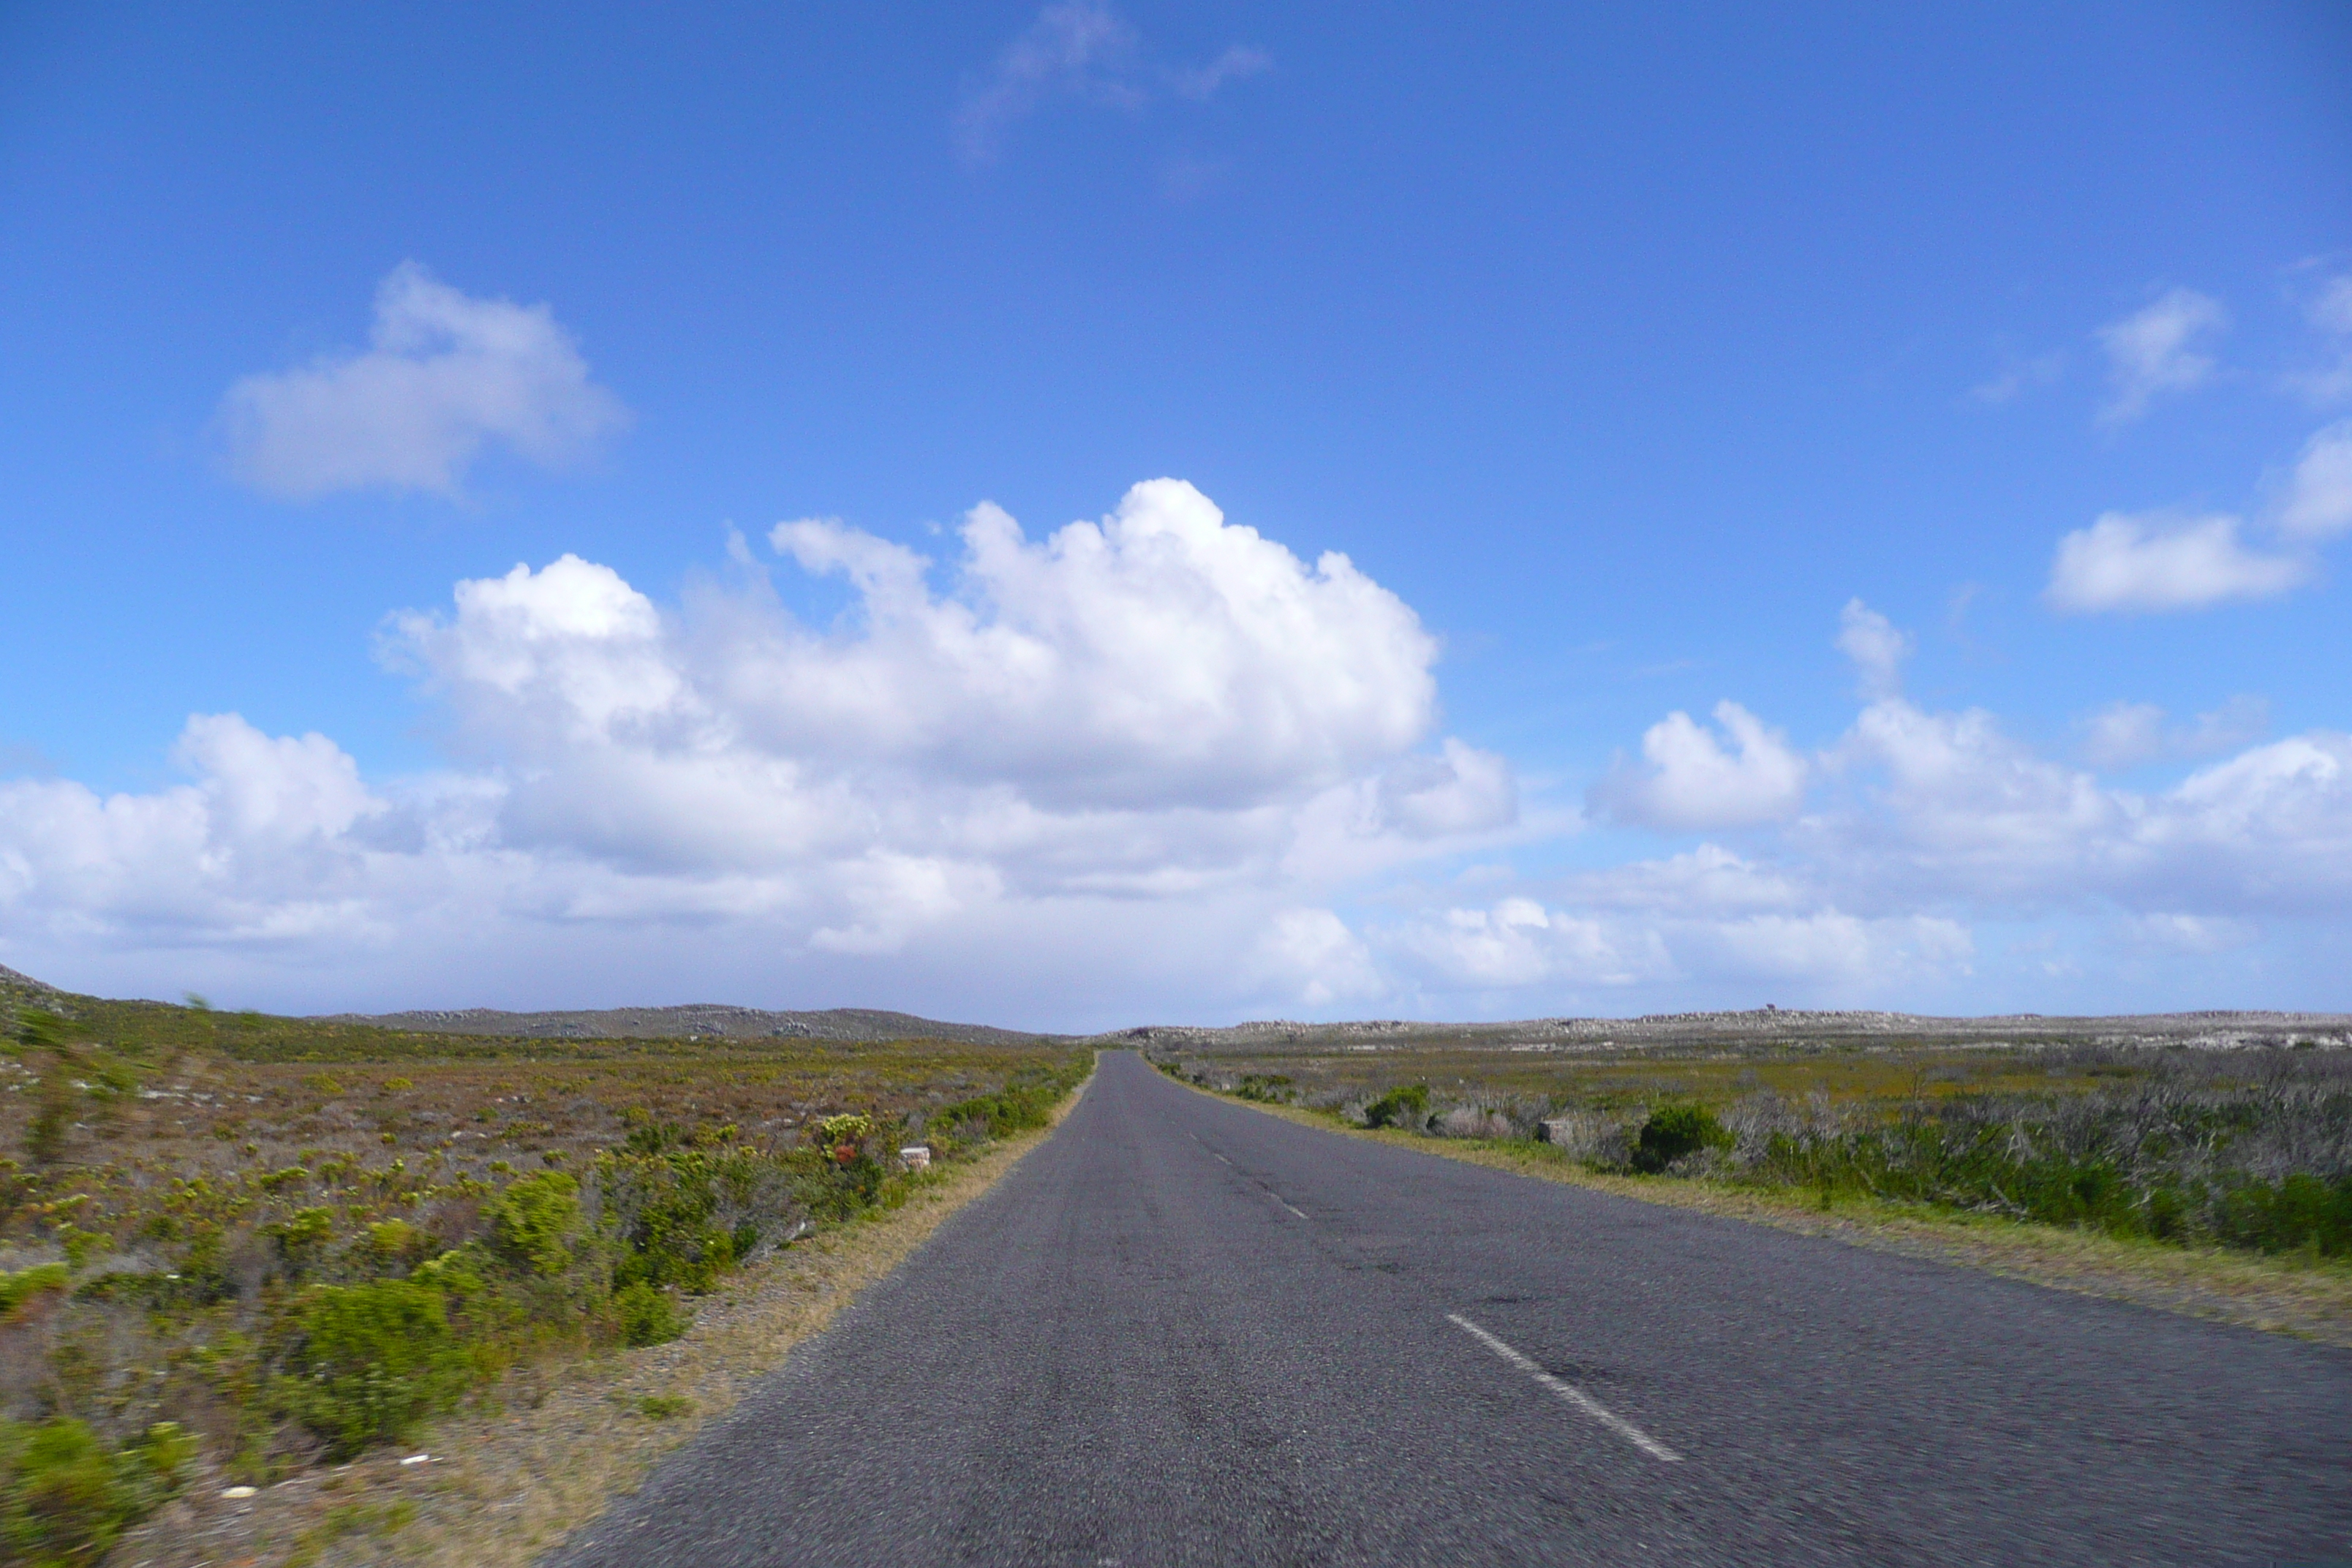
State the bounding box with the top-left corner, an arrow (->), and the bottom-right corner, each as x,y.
1445,1313 -> 1682,1462
1193,1136 -> 1303,1217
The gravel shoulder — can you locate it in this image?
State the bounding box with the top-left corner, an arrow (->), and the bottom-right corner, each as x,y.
111,1071 -> 1094,1568
1200,1084 -> 2352,1350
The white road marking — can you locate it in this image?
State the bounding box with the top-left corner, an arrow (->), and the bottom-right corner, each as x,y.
1274,1196 -> 1308,1220
1214,1153 -> 1232,1165
1445,1313 -> 1682,1462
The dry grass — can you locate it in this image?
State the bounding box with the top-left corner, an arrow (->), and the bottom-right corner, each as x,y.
111,1068 -> 1093,1567
0,1032 -> 1077,1474
1202,1088 -> 2352,1349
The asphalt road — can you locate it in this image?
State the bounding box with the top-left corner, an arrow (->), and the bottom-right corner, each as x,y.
549,1051 -> 2352,1566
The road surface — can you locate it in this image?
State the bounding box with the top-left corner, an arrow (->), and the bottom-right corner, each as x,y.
549,1050 -> 2352,1566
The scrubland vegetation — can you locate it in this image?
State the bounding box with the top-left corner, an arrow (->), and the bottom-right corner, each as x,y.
0,974 -> 1082,1565
1160,1036 -> 2352,1259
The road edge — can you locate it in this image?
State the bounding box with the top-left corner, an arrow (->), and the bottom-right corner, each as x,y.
1171,1071 -> 2352,1350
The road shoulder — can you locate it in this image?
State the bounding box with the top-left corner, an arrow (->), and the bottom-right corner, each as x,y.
1186,1079 -> 2352,1350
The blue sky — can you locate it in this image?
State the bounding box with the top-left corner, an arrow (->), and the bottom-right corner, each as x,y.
2,2 -> 2348,1027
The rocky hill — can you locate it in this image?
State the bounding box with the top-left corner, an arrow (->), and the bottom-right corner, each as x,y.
1103,1006 -> 2352,1053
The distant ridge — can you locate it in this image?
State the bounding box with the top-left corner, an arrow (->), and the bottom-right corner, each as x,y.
318,1001 -> 1056,1047
1107,1006 -> 2352,1052
2,960 -> 2341,1052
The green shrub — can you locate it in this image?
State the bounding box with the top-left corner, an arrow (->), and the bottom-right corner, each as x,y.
599,1144 -> 820,1292
266,1206 -> 337,1275
2213,1172 -> 2352,1256
812,1113 -> 873,1154
931,1062 -> 1086,1141
487,1171 -> 584,1277
613,1281 -> 685,1346
0,1417 -> 186,1567
1632,1105 -> 1732,1173
601,1156 -> 738,1294
1362,1084 -> 1430,1130
364,1218 -> 429,1267
279,1280 -> 478,1458
0,1264 -> 70,1323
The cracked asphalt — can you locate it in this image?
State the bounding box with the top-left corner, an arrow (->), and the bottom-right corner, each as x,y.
547,1050 -> 2352,1566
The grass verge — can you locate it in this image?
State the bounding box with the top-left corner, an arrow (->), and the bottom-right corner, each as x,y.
109,1067 -> 1093,1568
1195,1085 -> 2352,1349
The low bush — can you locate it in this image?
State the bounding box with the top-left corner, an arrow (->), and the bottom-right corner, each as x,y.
0,987 -> 1093,1508
600,1141 -> 813,1294
276,1279 -> 480,1458
0,1264 -> 69,1324
2209,1172 -> 2352,1255
488,1171 -> 587,1278
1632,1105 -> 1733,1173
0,1417 -> 189,1567
1362,1084 -> 1430,1130
1235,1074 -> 1292,1103
612,1281 -> 685,1347
930,1061 -> 1087,1142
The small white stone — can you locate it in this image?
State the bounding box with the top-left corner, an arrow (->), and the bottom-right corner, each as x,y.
220,1485 -> 257,1499
400,1453 -> 432,1465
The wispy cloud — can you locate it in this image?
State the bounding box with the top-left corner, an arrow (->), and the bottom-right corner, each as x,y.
2079,696 -> 2269,769
220,263 -> 627,501
2290,273 -> 2352,403
1171,45 -> 1271,101
1968,348 -> 2065,406
954,2 -> 1139,165
954,3 -> 1270,165
2096,287 -> 2226,424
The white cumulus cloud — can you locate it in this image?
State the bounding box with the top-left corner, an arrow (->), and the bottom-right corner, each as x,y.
2096,287 -> 2226,423
1592,701 -> 1808,830
1835,598 -> 1912,698
222,263 -> 627,500
0,482 -> 1521,1023
1254,908 -> 1381,1007
2277,420 -> 2352,540
1377,739 -> 1518,839
1390,898 -> 1653,990
11,555 -> 2352,1021
2045,511 -> 2305,613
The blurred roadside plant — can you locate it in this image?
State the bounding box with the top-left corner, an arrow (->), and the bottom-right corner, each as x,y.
7,1012 -> 138,1166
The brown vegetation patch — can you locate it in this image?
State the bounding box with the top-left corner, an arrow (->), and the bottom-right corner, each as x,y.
110,1075 -> 1089,1567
